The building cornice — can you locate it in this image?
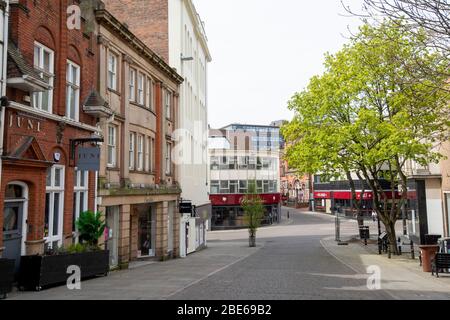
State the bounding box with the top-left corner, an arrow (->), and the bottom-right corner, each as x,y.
184,0 -> 212,62
95,9 -> 184,85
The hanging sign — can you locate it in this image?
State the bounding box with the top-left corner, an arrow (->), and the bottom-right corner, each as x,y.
77,147 -> 100,171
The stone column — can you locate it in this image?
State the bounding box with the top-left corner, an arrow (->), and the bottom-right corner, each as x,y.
130,210 -> 138,260
118,204 -> 131,268
156,201 -> 168,259
173,202 -> 180,257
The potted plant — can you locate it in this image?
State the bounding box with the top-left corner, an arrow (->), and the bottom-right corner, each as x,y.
18,211 -> 109,291
0,258 -> 15,299
241,181 -> 265,247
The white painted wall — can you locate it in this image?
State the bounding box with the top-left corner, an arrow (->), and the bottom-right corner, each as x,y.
169,0 -> 211,207
426,178 -> 444,236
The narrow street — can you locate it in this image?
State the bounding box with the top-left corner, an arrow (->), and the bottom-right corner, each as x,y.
169,209 -> 392,300
11,208 -> 447,300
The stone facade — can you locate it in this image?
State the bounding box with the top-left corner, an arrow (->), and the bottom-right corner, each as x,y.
94,8 -> 183,267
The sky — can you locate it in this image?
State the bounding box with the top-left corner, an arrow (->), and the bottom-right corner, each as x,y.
194,0 -> 365,129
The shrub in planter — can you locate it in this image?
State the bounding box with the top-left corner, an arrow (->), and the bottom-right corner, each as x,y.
18,211 -> 109,291
76,210 -> 106,246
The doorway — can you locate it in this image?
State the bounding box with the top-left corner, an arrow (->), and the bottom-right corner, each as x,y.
105,206 -> 119,268
3,183 -> 28,272
137,204 -> 155,258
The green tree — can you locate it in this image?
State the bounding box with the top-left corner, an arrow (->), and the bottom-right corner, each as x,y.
282,20 -> 450,254
241,180 -> 265,247
76,211 -> 106,247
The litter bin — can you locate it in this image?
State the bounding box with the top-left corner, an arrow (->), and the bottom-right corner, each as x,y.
359,226 -> 370,240
419,244 -> 439,272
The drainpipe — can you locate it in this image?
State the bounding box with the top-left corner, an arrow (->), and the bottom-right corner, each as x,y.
0,0 -> 10,193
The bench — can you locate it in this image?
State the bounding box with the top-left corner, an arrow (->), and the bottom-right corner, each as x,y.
431,253 -> 450,278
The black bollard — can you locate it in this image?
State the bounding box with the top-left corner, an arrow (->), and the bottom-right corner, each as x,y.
388,241 -> 391,259
378,238 -> 382,255
410,240 -> 415,260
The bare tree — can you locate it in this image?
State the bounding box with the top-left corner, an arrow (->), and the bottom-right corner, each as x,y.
344,0 -> 449,46
343,0 -> 450,84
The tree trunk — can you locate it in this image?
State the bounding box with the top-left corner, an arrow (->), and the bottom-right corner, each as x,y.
385,219 -> 399,255
249,233 -> 256,247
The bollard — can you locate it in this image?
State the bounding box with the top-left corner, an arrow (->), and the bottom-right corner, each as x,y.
378,238 -> 382,255
388,241 -> 391,259
410,240 -> 415,260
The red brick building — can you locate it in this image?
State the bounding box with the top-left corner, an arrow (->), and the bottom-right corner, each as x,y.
0,0 -> 104,269
102,0 -> 169,63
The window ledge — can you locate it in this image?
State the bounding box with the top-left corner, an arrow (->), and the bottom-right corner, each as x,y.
107,88 -> 121,96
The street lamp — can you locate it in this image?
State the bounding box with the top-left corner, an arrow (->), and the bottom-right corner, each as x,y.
181,54 -> 194,61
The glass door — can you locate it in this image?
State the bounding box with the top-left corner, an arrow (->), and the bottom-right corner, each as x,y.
105,206 -> 119,267
138,205 -> 155,257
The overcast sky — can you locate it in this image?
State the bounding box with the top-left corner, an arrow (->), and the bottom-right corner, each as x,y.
194,0 -> 365,129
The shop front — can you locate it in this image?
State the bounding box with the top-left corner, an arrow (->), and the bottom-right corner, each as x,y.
0,109 -> 98,271
314,192 -> 332,213
97,192 -> 180,268
210,194 -> 281,230
314,191 -> 375,216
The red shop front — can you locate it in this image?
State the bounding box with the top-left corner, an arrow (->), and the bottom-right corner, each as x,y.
209,194 -> 281,230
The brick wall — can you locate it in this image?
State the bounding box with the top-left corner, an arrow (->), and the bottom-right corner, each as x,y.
0,0 -> 99,252
102,0 -> 169,63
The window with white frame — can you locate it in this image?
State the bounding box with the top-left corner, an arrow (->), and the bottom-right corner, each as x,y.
137,134 -> 144,171
107,125 -> 117,167
165,90 -> 172,120
166,142 -> 172,175
146,77 -> 153,110
145,136 -> 150,172
108,52 -> 118,90
73,170 -> 88,236
33,42 -> 54,112
45,165 -> 65,248
66,60 -> 80,121
129,132 -> 135,170
129,68 -> 136,102
137,72 -> 144,105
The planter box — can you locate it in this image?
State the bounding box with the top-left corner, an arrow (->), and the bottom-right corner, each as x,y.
18,250 -> 109,291
0,259 -> 15,299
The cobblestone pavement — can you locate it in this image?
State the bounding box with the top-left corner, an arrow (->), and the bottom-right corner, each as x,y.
7,208 -> 449,300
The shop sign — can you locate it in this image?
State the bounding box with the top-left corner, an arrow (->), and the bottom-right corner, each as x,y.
77,147 -> 100,171
314,192 -> 331,199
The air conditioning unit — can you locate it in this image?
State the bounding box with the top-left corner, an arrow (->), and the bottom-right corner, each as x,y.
104,183 -> 111,189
